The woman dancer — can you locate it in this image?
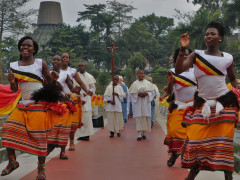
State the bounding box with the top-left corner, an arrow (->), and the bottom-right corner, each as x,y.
47,55 -> 76,159
1,36 -> 63,180
164,48 -> 197,167
175,21 -> 239,180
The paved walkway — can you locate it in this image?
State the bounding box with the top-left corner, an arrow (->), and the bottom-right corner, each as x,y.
0,116 -> 240,180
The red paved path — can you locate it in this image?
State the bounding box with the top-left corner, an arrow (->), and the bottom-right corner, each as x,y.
21,118 -> 188,180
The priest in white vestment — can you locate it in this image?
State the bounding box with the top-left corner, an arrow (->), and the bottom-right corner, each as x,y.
104,76 -> 125,137
74,62 -> 96,141
147,76 -> 161,126
129,70 -> 154,141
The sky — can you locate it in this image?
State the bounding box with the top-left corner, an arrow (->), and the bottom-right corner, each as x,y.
25,0 -> 200,27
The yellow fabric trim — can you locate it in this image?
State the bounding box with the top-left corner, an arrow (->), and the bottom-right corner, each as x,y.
13,73 -> 42,83
196,58 -> 218,75
174,76 -> 195,86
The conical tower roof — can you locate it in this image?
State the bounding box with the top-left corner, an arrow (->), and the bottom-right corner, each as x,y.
33,1 -> 63,45
37,1 -> 63,25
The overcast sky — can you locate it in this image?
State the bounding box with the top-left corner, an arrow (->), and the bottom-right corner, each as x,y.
26,0 -> 200,26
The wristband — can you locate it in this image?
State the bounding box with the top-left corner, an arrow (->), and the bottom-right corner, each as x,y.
180,47 -> 186,52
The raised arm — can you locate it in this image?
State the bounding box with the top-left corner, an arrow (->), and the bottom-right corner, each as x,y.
175,32 -> 196,74
73,72 -> 89,94
166,70 -> 175,94
65,75 -> 75,93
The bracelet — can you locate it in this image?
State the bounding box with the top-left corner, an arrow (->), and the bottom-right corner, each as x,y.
180,47 -> 186,52
178,54 -> 184,57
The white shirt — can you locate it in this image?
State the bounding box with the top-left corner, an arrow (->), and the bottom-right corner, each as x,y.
74,71 -> 96,111
104,85 -> 125,112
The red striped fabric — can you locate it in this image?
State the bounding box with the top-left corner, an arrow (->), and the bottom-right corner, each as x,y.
183,107 -> 238,126
47,124 -> 71,146
2,120 -> 50,156
181,137 -> 234,171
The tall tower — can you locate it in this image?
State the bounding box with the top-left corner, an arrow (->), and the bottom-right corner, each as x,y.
33,1 -> 63,45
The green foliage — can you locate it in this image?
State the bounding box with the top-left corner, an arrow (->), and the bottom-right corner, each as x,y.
152,65 -> 161,72
121,21 -> 161,65
139,13 -> 174,39
47,24 -> 90,59
77,4 -> 107,34
120,66 -> 132,82
0,0 -> 37,42
86,39 -> 108,70
85,61 -> 100,78
170,8 -> 224,51
189,0 -> 228,14
128,52 -> 146,71
107,0 -> 135,38
91,69 -> 100,79
1,37 -> 19,71
223,0 -> 240,31
98,72 -> 111,86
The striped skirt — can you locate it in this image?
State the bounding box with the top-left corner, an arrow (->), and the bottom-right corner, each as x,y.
71,103 -> 82,131
47,109 -> 72,146
165,108 -> 187,154
1,104 -> 55,156
181,106 -> 238,172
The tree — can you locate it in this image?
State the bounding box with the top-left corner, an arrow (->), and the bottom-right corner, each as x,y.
128,52 -> 147,81
139,13 -> 174,39
86,39 -> 108,70
1,37 -> 19,72
223,0 -> 240,30
170,8 -> 224,51
187,0 -> 228,14
0,0 -> 36,44
0,0 -> 36,79
47,24 -> 90,67
107,0 -> 135,38
77,4 -> 107,35
98,72 -> 110,86
122,21 -> 161,66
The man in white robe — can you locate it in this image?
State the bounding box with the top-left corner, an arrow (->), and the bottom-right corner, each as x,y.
104,76 -> 125,137
129,70 -> 154,141
74,62 -> 96,141
147,76 -> 160,126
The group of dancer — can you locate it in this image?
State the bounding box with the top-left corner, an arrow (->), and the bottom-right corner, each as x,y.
0,36 -> 96,180
0,20 -> 239,180
163,21 -> 239,180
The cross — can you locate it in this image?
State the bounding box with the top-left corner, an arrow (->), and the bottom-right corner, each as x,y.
107,43 -> 118,104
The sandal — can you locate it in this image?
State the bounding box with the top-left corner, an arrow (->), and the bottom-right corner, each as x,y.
69,140 -> 75,151
59,152 -> 68,160
167,152 -> 179,167
36,163 -> 46,180
1,156 -> 19,176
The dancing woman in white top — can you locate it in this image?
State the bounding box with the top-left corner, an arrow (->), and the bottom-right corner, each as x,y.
175,21 -> 239,180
